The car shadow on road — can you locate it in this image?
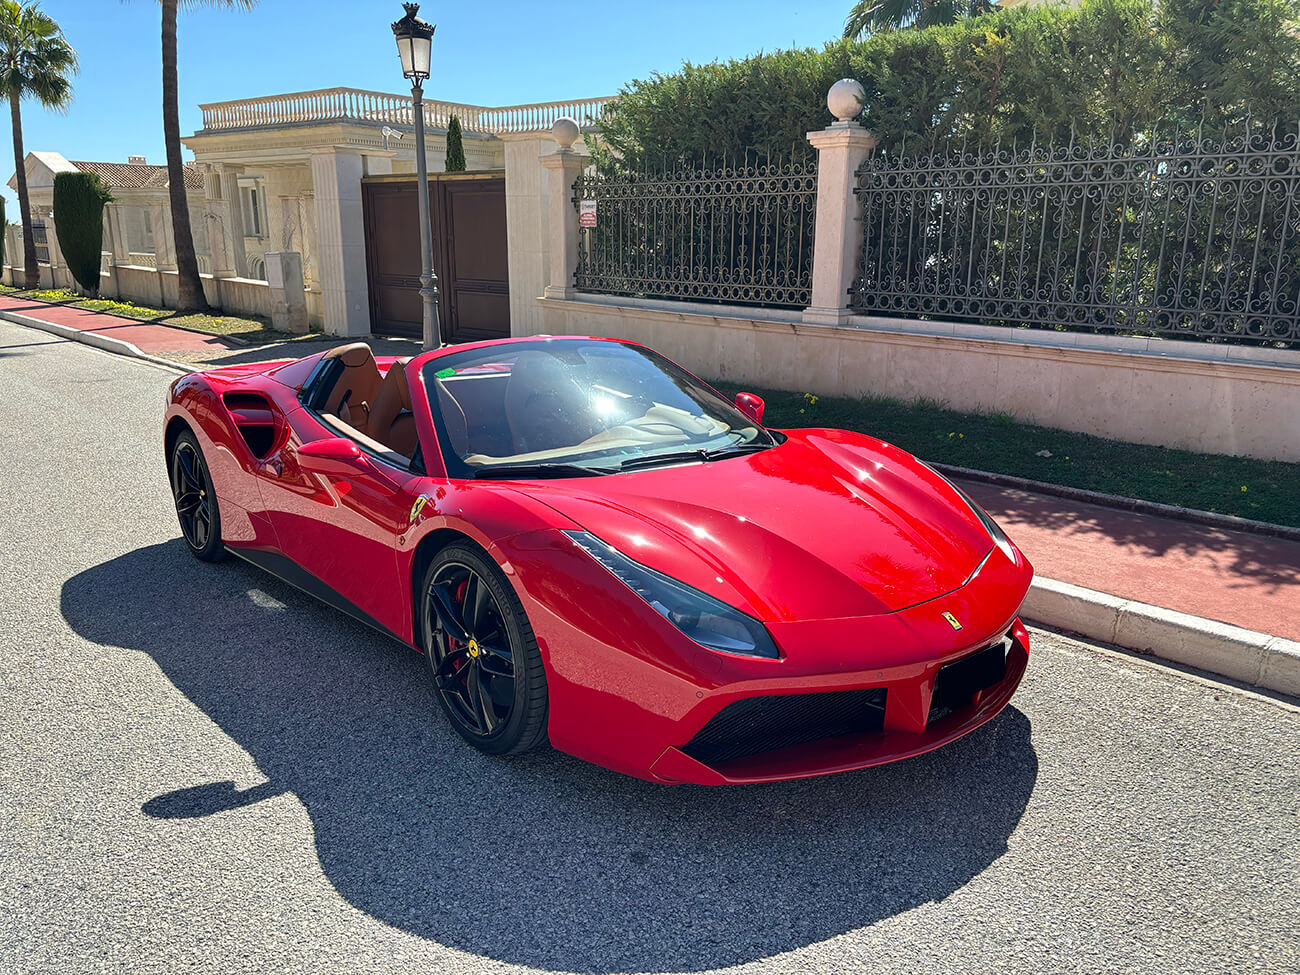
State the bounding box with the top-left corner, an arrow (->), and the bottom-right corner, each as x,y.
62,540 -> 1038,973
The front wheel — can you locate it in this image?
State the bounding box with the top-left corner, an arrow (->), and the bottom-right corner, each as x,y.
420,544 -> 547,755
170,431 -> 225,562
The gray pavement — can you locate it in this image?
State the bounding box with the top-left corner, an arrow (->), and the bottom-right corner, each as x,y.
1,319 -> 1297,975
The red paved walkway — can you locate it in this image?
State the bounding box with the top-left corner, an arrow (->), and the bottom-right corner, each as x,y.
5,299 -> 1297,641
0,293 -> 231,355
961,479 -> 1300,641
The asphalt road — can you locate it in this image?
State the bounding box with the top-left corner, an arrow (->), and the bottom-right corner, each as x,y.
1,319 -> 1297,975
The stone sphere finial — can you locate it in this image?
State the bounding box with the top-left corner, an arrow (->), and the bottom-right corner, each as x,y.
827,79 -> 865,123
552,116 -> 580,149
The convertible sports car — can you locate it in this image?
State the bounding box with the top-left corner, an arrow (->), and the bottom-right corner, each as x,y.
163,335 -> 1033,784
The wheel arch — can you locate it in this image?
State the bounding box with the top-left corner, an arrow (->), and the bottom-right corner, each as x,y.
410,527 -> 483,652
164,414 -> 194,464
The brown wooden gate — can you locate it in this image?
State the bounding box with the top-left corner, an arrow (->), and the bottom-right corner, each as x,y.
362,171 -> 509,342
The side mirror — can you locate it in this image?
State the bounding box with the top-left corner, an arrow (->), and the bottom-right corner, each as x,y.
297,436 -> 367,476
734,392 -> 765,425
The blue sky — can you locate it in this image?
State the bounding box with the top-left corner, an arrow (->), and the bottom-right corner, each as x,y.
4,0 -> 852,210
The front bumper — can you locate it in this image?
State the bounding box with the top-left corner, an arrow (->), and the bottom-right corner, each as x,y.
648,620 -> 1029,784
501,527 -> 1034,784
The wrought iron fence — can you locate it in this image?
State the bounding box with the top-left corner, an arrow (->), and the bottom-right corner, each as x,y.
573,159 -> 818,308
852,124 -> 1300,347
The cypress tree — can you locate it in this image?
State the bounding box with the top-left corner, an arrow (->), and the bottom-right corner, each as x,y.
445,114 -> 466,172
53,171 -> 112,297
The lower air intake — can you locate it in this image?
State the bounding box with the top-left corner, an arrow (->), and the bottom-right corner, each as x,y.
683,688 -> 887,767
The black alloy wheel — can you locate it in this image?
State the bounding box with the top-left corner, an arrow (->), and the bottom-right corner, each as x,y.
421,544 -> 547,755
171,432 -> 225,562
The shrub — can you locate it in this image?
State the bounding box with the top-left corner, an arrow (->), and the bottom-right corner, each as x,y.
590,0 -> 1300,171
445,114 -> 466,172
53,172 -> 112,297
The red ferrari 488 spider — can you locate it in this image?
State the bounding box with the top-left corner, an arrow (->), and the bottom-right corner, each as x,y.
163,336 -> 1032,784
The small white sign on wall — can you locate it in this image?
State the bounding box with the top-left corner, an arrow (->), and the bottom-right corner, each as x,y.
579,199 -> 597,228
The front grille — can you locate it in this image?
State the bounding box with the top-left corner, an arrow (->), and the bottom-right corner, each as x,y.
683,688 -> 887,767
928,636 -> 1010,724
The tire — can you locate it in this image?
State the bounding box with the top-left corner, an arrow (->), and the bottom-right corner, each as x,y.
420,543 -> 548,756
170,431 -> 226,563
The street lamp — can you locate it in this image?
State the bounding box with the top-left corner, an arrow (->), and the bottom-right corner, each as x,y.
391,2 -> 442,349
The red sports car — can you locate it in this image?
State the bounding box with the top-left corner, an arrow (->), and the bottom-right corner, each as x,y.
163,336 -> 1032,784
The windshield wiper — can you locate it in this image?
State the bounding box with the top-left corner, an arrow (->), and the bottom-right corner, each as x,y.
615,441 -> 774,472
473,462 -> 613,480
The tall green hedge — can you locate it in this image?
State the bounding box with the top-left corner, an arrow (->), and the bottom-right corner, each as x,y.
445,114 -> 466,172
53,172 -> 113,296
591,0 -> 1300,171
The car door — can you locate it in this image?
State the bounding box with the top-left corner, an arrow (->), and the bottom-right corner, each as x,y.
254,406 -> 421,641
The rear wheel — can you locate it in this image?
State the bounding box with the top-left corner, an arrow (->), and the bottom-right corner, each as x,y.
170,431 -> 225,562
420,544 -> 547,755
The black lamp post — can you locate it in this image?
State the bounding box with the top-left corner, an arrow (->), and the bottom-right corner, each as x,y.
392,2 -> 441,349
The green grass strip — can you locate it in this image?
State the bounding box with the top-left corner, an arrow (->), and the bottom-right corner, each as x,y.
712,381 -> 1300,529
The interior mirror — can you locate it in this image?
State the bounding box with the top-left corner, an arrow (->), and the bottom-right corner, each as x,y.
734,392 -> 765,425
297,437 -> 366,475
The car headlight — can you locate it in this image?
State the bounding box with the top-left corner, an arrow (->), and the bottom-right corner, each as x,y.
565,530 -> 780,658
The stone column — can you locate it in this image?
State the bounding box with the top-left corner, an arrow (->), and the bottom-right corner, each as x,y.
202,166 -> 237,280
105,205 -> 130,267
218,165 -> 248,277
503,133 -> 550,335
540,118 -> 588,300
264,251 -> 309,334
802,80 -> 878,326
309,147 -> 371,337
538,120 -> 590,301
44,217 -> 64,289
148,201 -> 177,271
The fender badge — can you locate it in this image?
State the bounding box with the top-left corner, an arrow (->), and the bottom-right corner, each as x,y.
410,494 -> 432,525
942,612 -> 963,631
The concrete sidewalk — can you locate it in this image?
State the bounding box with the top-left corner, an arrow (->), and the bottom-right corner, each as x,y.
0,292 -> 234,357
3,298 -> 1297,697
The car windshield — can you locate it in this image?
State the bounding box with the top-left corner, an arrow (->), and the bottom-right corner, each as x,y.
421,339 -> 775,478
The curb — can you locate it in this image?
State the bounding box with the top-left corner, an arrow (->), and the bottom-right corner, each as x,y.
0,309 -> 188,374
1024,577 -> 1300,698
935,462 -> 1300,543
6,311 -> 1298,698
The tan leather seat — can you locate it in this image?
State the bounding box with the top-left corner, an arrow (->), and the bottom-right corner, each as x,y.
368,358 -> 419,457
321,343 -> 382,435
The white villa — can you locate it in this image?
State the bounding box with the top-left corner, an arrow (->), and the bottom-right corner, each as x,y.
6,88 -> 608,341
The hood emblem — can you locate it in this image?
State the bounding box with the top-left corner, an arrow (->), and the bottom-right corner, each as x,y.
942,611 -> 962,631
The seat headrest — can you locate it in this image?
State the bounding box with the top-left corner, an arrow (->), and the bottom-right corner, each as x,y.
390,357 -> 413,410
323,342 -> 374,368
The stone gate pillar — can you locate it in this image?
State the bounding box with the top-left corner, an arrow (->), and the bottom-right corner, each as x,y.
803,80 -> 878,326
540,117 -> 588,300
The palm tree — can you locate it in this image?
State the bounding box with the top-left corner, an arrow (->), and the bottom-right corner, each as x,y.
0,1 -> 76,289
162,0 -> 254,312
844,0 -> 994,36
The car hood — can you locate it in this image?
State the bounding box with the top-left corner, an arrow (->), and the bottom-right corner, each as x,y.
521,429 -> 994,622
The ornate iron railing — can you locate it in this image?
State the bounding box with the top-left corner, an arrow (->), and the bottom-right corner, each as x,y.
573,160 -> 818,308
852,124 -> 1300,347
